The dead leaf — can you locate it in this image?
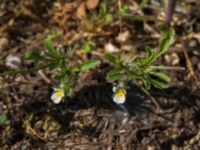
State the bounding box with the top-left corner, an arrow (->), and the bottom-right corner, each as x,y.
86,0 -> 99,10
81,19 -> 95,32
76,2 -> 87,20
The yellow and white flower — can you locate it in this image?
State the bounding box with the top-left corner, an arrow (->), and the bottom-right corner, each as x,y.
51,89 -> 64,104
113,88 -> 126,104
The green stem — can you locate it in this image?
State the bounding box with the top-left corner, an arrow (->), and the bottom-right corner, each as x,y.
0,64 -> 49,76
149,65 -> 185,70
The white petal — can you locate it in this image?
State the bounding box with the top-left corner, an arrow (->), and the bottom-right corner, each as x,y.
112,86 -> 117,92
113,95 -> 126,104
51,93 -> 62,104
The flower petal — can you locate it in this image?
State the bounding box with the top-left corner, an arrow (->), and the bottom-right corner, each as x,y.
113,94 -> 126,104
112,86 -> 117,92
51,92 -> 62,104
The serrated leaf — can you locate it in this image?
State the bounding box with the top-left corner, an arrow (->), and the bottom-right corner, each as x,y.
79,60 -> 100,72
149,71 -> 171,82
24,51 -> 44,61
104,53 -> 116,64
151,79 -> 169,89
106,69 -> 124,82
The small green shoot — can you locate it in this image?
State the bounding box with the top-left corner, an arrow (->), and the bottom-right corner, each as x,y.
82,40 -> 96,54
24,31 -> 100,98
0,114 -> 9,126
105,29 -> 176,90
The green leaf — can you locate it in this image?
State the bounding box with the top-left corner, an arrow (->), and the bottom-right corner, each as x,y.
141,75 -> 151,90
0,114 -> 9,126
119,4 -> 129,15
44,30 -> 63,57
71,67 -> 80,73
149,71 -> 171,82
158,29 -> 175,55
140,46 -> 154,66
151,79 -> 169,89
82,41 -> 95,53
145,46 -> 153,59
79,60 -> 101,72
48,61 -> 60,69
24,51 -> 44,61
104,53 -> 116,64
149,65 -> 185,70
106,69 -> 124,82
104,13 -> 113,24
142,29 -> 175,66
98,2 -> 107,18
44,38 -> 55,55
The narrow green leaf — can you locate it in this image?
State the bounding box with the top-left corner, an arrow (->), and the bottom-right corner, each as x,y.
44,30 -> 63,55
151,79 -> 169,89
24,51 -> 44,61
143,29 -> 175,65
71,67 -> 80,73
48,61 -> 59,69
106,69 -> 124,82
79,60 -> 101,72
143,79 -> 151,90
149,65 -> 185,70
145,46 -> 153,59
149,71 -> 171,82
98,2 -> 107,18
141,46 -> 155,66
158,29 -> 175,55
104,53 -> 116,64
44,38 -> 55,54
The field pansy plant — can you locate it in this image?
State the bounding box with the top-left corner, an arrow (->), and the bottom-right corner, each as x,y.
51,88 -> 65,104
113,85 -> 126,104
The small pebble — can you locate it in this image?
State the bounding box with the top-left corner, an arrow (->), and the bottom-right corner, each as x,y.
189,39 -> 198,47
104,42 -> 119,53
116,31 -> 130,43
164,52 -> 180,65
5,55 -> 21,69
0,37 -> 9,51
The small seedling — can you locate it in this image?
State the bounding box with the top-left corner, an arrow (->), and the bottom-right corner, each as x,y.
22,29 -> 179,105
0,114 -> 9,126
98,2 -> 113,25
82,40 -> 96,54
24,31 -> 100,103
105,29 -> 179,104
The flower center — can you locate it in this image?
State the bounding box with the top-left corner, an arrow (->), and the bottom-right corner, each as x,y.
56,91 -> 64,97
116,91 -> 125,97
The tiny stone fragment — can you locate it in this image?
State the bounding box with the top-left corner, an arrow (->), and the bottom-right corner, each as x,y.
5,55 -> 21,69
